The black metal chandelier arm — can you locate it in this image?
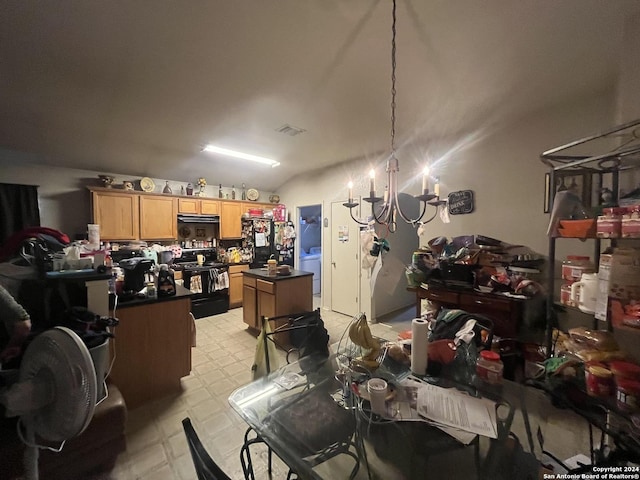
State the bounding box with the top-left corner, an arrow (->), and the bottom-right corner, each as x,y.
347,206 -> 370,226
418,208 -> 439,226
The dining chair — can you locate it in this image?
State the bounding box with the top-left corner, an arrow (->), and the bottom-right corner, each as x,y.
182,417 -> 232,480
241,309 -> 341,480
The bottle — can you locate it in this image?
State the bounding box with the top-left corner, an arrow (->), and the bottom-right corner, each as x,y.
218,184 -> 223,198
231,185 -> 236,199
476,350 -> 503,385
180,185 -> 185,195
146,279 -> 157,299
242,183 -> 246,200
157,265 -> 176,297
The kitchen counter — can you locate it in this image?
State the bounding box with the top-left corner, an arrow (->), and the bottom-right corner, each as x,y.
108,284 -> 193,408
112,284 -> 192,309
243,268 -> 313,280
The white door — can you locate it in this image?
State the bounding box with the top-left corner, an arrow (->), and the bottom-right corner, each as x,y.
331,200 -> 360,316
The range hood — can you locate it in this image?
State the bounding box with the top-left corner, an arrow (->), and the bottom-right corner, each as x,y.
177,214 -> 220,224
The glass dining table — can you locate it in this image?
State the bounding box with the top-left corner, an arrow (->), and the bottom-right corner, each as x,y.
227,351 -> 579,480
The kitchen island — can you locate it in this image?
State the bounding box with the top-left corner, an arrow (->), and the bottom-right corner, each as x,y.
242,269 -> 313,345
109,285 -> 193,408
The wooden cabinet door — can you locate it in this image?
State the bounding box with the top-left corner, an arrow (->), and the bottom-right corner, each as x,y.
459,293 -> 515,337
200,200 -> 220,215
243,285 -> 258,328
229,265 -> 249,308
258,289 -> 276,321
140,195 -> 177,239
92,191 -> 139,240
178,198 -> 199,214
220,202 -> 242,238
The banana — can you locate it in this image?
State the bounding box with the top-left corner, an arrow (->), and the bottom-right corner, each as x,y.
348,320 -> 361,345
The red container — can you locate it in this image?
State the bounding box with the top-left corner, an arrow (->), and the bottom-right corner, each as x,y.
585,363 -> 614,397
609,361 -> 640,381
476,350 -> 503,385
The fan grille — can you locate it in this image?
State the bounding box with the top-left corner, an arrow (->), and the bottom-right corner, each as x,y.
19,327 -> 97,441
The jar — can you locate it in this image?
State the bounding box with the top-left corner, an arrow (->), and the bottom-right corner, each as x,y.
560,284 -> 574,306
561,256 -> 594,283
597,207 -> 625,238
476,350 -> 503,385
622,206 -> 640,238
616,378 -> 640,412
146,281 -> 157,299
585,363 -> 614,397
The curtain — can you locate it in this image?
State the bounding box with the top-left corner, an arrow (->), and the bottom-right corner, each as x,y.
0,183 -> 40,246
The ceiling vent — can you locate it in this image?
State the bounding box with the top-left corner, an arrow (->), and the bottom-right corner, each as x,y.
275,124 -> 306,136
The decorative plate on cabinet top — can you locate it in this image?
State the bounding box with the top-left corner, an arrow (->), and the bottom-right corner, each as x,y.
246,188 -> 259,201
140,177 -> 155,192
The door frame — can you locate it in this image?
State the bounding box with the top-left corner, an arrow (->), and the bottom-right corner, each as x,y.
296,203 -> 323,298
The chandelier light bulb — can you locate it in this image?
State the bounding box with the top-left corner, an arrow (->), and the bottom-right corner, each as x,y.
422,166 -> 430,192
347,181 -> 354,202
369,169 -> 376,194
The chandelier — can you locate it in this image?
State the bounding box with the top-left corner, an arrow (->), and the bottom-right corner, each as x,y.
343,0 -> 445,233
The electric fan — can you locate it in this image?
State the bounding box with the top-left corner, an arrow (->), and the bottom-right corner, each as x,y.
0,326 -> 97,480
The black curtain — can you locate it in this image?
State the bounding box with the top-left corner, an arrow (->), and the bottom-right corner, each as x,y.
0,183 -> 40,246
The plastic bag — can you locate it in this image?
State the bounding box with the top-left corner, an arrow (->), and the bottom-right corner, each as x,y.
251,320 -> 279,380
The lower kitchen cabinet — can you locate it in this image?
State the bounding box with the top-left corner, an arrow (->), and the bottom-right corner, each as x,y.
242,269 -> 313,346
108,290 -> 192,408
229,264 -> 249,308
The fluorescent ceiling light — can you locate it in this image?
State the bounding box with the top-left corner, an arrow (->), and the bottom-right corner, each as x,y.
203,145 -> 280,168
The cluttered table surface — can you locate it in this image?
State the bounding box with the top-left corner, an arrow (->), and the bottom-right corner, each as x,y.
228,350 -> 589,480
111,284 -> 192,309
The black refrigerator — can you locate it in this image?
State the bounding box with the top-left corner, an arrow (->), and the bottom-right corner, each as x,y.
242,218 -> 295,268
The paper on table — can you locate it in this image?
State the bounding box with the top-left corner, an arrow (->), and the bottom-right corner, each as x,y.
416,383 -> 498,439
380,378 -> 480,444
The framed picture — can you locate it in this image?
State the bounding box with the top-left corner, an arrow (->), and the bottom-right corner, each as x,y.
544,170 -> 593,213
195,228 -> 206,238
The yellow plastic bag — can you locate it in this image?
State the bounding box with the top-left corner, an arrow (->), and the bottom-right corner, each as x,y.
251,320 -> 279,380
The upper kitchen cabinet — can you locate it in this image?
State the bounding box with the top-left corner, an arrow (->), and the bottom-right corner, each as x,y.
91,190 -> 140,240
220,202 -> 242,238
178,198 -> 220,215
140,196 -> 177,240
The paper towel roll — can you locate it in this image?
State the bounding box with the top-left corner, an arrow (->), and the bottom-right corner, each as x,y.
411,318 -> 429,376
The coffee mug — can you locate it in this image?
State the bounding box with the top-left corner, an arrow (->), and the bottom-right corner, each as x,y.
197,254 -> 205,266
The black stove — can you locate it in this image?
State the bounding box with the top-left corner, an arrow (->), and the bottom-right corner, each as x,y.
176,260 -> 229,319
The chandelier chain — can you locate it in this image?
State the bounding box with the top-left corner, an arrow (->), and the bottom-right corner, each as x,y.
390,0 -> 397,156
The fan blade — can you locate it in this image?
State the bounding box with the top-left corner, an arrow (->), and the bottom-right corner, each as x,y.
0,377 -> 54,417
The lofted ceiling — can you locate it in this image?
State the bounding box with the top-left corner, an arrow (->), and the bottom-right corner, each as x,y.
1,1 -> 639,192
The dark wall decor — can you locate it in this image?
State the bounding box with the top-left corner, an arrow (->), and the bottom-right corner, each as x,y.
447,190 -> 474,215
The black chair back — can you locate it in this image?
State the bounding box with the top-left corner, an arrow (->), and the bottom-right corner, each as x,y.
182,418 -> 232,480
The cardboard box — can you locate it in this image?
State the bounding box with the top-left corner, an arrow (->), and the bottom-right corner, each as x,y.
607,248 -> 640,329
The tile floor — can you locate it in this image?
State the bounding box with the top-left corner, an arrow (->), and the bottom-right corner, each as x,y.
108,301 -> 400,480
101,301 -> 588,480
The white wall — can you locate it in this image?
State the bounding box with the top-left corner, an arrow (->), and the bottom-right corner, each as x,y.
279,90 -> 616,317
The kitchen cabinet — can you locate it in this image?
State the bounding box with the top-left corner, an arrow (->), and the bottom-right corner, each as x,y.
242,269 -> 313,346
139,195 -> 177,239
91,190 -> 140,240
109,287 -> 192,408
220,201 -> 243,238
229,264 -> 249,308
178,198 -> 220,215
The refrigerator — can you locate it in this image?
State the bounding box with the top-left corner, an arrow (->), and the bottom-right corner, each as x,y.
242,218 -> 295,268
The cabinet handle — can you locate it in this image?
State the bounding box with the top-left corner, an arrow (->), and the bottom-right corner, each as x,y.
474,300 -> 488,305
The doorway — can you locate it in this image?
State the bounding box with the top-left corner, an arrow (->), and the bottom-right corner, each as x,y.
298,204 -> 322,305
330,200 -> 360,317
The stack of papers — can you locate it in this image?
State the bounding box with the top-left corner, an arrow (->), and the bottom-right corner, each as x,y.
380,377 -> 499,444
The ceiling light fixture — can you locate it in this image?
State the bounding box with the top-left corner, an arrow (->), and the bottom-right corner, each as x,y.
203,145 -> 280,168
344,0 -> 445,233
